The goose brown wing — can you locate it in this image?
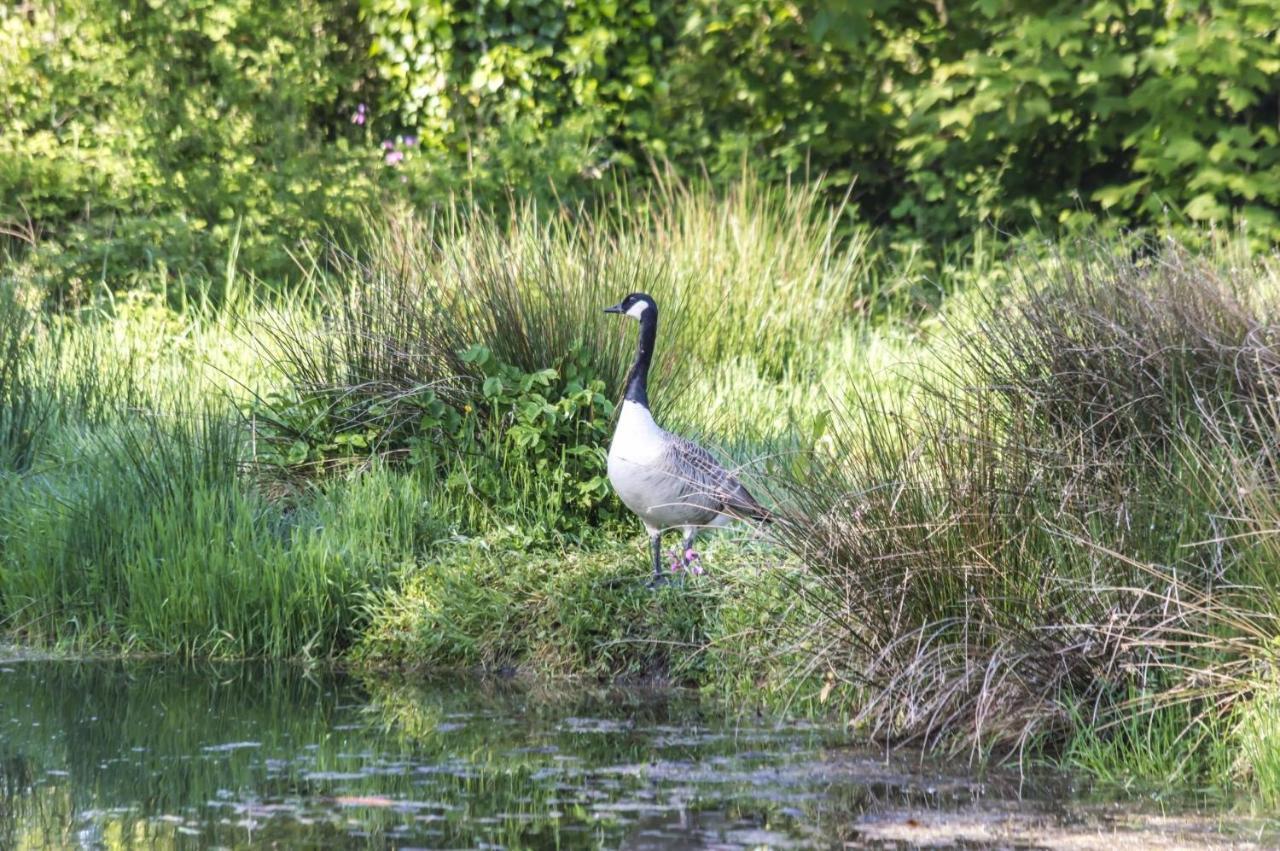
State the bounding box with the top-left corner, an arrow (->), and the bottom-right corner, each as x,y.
665,434 -> 771,521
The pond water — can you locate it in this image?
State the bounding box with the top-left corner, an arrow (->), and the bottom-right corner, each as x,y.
0,659 -> 1267,849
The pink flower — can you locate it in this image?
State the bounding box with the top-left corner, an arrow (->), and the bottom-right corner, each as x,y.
666,547 -> 704,575
382,140 -> 395,150
351,103 -> 367,126
385,149 -> 404,166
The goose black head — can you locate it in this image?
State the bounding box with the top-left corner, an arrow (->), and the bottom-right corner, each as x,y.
603,293 -> 657,321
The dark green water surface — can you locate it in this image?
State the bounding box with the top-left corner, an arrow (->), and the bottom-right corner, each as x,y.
0,660 -> 1253,849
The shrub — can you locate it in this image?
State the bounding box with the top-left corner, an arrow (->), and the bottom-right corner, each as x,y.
10,0 -> 1278,294
957,237 -> 1280,451
887,0 -> 1280,239
253,338 -> 621,540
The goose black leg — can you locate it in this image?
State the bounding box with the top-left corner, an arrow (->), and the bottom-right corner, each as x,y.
646,531 -> 667,588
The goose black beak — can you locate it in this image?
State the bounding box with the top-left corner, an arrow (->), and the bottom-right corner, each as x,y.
603,303 -> 624,314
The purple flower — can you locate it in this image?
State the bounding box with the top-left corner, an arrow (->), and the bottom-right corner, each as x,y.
351,103 -> 367,126
385,149 -> 404,166
403,135 -> 418,147
382,140 -> 395,151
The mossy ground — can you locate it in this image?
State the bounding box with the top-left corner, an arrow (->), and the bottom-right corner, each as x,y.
352,534 -> 820,702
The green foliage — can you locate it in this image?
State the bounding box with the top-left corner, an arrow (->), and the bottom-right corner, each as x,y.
255,342 -> 619,541
8,0 -> 1278,292
655,2 -> 895,188
360,0 -> 671,165
460,343 -> 617,514
887,0 -> 1280,237
359,0 -> 1280,242
0,0 -> 379,293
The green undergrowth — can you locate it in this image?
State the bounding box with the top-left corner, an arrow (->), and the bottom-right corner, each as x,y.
1062,697 -> 1237,802
352,536 -> 818,699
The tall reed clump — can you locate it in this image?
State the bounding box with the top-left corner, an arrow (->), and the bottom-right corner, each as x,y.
0,388 -> 435,658
251,227 -> 635,538
278,169 -> 870,405
764,235 -> 1280,767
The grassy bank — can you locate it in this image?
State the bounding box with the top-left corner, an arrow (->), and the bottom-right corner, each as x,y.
0,175 -> 869,666
4,177 -> 1280,804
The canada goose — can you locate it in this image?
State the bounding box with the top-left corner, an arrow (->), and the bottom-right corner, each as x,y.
603,293 -> 770,585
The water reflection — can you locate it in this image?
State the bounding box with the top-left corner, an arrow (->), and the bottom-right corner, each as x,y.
0,660 -> 1055,849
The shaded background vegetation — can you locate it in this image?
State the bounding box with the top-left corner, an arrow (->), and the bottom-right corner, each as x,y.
4,0 -> 1279,291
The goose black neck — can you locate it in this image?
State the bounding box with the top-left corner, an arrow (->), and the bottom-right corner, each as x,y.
624,310 -> 657,407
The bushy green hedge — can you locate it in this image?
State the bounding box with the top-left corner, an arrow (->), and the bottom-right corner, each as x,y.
4,0 -> 1278,296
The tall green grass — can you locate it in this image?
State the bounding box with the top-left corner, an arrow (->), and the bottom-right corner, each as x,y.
0,289 -> 46,471
0,391 -> 437,656
0,283 -> 431,656
267,170 -> 872,418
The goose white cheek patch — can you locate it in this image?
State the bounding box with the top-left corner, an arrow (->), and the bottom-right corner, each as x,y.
626,301 -> 650,320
